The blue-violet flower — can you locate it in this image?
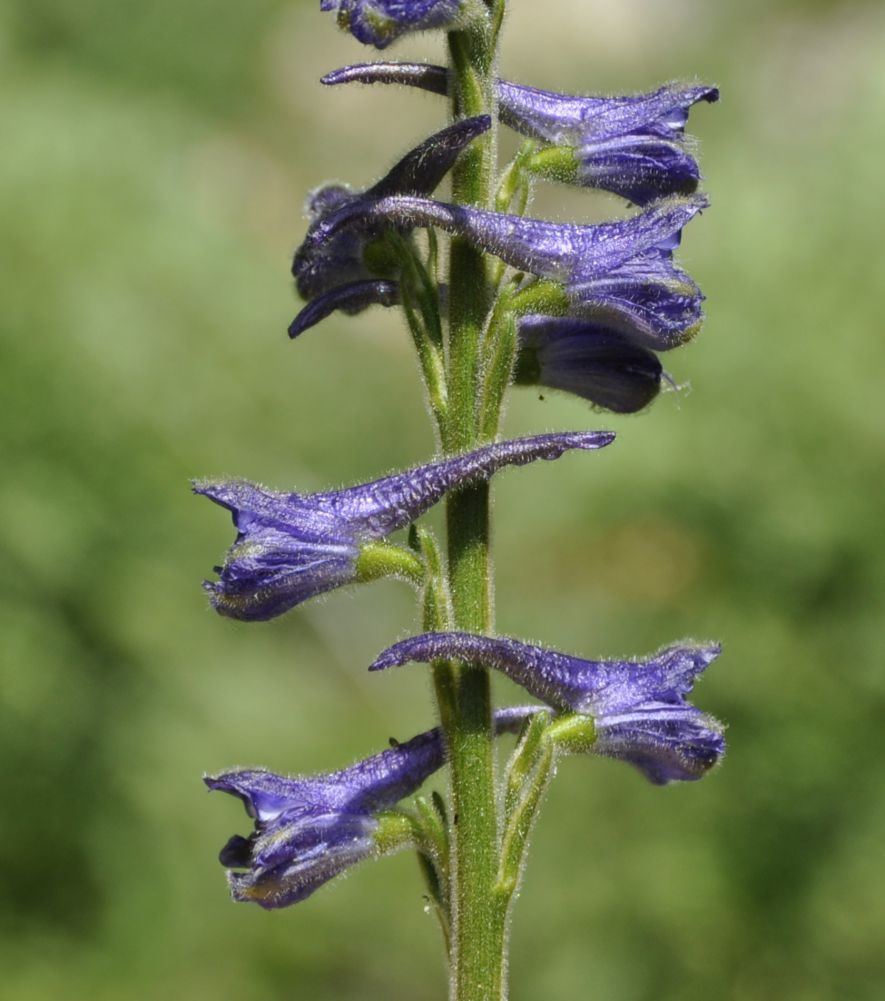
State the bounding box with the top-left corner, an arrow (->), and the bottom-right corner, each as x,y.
322,63 -> 718,204
195,431 -> 614,621
206,706 -> 538,907
370,632 -> 725,784
298,192 -> 707,348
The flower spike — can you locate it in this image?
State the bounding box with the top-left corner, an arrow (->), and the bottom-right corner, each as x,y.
323,63 -> 718,204
206,706 -> 539,908
195,431 -> 614,621
370,632 -> 725,784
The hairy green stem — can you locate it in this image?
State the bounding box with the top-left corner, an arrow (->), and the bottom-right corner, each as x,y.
441,13 -> 508,1001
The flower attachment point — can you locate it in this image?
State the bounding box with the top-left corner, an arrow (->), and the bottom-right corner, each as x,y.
195,432 -> 614,621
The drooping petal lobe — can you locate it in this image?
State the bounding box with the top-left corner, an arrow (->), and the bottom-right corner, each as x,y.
594,705 -> 725,784
225,812 -> 380,908
195,432 -> 613,620
570,249 -> 705,349
515,315 -> 662,412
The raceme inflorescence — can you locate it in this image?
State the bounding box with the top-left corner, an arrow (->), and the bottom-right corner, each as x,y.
198,5 -> 723,999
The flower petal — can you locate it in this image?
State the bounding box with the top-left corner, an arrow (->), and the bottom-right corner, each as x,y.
305,193 -> 707,287
370,632 -> 721,716
206,706 -> 543,907
288,279 -> 401,339
292,119 -> 489,301
594,704 -> 725,784
368,115 -> 490,198
309,431 -> 615,538
516,315 -> 662,412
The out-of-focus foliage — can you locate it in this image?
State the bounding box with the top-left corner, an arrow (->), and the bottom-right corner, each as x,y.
2,1 -> 883,998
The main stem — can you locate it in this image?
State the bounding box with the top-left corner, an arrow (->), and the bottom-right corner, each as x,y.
441,14 -> 506,1001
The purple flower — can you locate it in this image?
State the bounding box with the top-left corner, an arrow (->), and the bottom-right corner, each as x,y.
205,706 -> 538,908
299,192 -> 707,349
321,0 -> 469,49
370,633 -> 725,784
195,431 -> 614,621
292,115 -> 490,306
515,315 -> 663,413
322,63 -> 718,204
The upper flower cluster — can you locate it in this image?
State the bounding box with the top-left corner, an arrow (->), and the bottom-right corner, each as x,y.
289,49 -> 715,414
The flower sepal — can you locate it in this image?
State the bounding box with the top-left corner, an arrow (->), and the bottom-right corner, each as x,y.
525,145 -> 580,186
546,712 -> 597,754
372,809 -> 418,854
510,279 -> 571,318
354,540 -> 426,587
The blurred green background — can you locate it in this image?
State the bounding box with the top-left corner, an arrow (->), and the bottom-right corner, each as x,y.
3,0 -> 884,998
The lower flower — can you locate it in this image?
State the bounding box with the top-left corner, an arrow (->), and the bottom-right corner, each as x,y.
370,632 -> 725,785
205,707 -> 538,907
